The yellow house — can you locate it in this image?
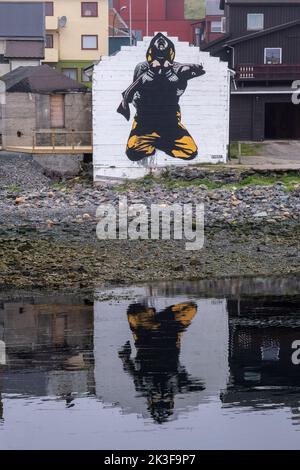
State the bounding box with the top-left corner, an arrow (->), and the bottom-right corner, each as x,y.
2,1 -> 109,84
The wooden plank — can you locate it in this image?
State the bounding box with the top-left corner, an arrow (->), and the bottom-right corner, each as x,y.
50,95 -> 65,128
4,146 -> 93,154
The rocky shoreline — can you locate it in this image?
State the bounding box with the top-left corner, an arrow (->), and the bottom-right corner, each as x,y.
0,160 -> 300,290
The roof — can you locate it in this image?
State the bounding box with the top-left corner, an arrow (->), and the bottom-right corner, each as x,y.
0,65 -> 87,94
5,40 -> 44,59
220,0 -> 300,7
0,2 -> 45,39
201,33 -> 230,51
226,18 -> 300,45
226,0 -> 300,3
207,0 -> 224,15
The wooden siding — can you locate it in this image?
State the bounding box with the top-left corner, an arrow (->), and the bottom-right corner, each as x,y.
235,24 -> 300,65
230,94 -> 253,140
230,93 -> 296,141
229,5 -> 300,38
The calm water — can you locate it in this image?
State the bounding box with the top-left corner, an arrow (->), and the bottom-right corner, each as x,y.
1,278 -> 300,450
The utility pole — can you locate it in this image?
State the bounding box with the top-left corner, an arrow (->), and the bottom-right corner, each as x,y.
129,0 -> 132,45
146,0 -> 149,36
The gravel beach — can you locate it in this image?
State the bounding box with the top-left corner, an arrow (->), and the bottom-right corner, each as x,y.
0,153 -> 300,289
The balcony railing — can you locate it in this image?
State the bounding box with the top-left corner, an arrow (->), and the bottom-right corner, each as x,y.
237,64 -> 300,81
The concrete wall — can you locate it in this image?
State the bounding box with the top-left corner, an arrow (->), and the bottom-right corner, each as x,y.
65,93 -> 92,145
1,92 -> 36,147
0,40 -> 10,77
10,59 -> 41,70
93,34 -> 230,180
0,63 -> 10,77
0,92 -> 92,148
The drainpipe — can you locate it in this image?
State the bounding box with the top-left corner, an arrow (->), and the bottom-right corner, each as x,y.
227,45 -> 235,69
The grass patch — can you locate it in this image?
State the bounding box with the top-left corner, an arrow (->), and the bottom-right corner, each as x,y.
115,172 -> 300,193
230,142 -> 264,159
161,178 -> 221,190
5,184 -> 21,193
234,174 -> 300,190
185,0 -> 205,19
52,181 -> 67,190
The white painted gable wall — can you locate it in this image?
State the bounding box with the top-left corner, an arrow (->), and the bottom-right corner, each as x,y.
93,34 -> 230,181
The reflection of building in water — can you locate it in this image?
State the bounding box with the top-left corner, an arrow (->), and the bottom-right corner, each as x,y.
94,287 -> 229,422
223,296 -> 300,418
0,297 -> 94,402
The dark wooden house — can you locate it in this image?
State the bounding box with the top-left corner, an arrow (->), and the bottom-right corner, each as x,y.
203,0 -> 300,141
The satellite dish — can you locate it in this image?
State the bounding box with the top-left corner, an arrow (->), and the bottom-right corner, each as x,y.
58,16 -> 67,28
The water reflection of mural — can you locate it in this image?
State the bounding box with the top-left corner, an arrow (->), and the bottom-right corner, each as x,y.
117,33 -> 205,162
2,287 -> 300,430
94,291 -> 228,422
119,302 -> 205,423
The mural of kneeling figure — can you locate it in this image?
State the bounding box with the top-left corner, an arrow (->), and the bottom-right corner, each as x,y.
117,32 -> 206,162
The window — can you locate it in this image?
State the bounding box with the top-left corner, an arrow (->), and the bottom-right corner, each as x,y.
45,1 -> 54,16
264,48 -> 282,65
81,2 -> 98,17
221,17 -> 226,33
247,13 -> 264,31
211,21 -> 222,33
62,68 -> 78,81
45,34 -> 53,48
81,35 -> 98,49
81,69 -> 92,82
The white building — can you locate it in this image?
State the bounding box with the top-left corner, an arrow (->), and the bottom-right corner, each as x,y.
93,33 -> 231,181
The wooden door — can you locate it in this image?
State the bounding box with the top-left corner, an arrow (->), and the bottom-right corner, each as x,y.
50,94 -> 65,128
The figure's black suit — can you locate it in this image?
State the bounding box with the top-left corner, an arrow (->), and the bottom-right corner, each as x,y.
117,33 -> 206,161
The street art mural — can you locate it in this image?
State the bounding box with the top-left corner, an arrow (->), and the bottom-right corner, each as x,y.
117,33 -> 206,162
93,32 -> 229,180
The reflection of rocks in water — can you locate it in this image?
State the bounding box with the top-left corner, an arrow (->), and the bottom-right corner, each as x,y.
119,302 -> 205,424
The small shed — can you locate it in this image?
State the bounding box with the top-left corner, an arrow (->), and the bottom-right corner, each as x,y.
0,65 -> 92,151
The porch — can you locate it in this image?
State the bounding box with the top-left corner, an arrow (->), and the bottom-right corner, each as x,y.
1,130 -> 93,154
236,64 -> 300,81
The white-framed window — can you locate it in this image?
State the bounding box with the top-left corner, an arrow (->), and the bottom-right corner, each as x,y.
247,13 -> 264,31
264,48 -> 282,65
221,17 -> 226,33
211,21 -> 222,33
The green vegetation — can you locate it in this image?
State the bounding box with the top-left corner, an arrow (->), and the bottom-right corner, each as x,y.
237,174 -> 300,191
5,184 -> 21,193
230,142 -> 264,159
115,171 -> 300,192
185,0 -> 205,19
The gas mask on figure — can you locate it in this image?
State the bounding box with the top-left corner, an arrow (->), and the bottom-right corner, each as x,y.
146,33 -> 175,75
